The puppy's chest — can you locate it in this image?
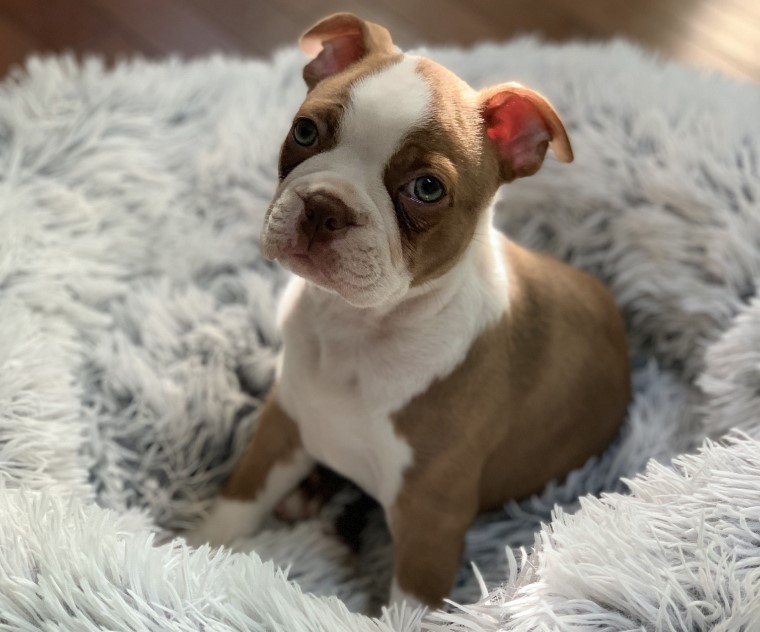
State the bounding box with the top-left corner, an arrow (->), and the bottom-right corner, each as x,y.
278,326 -> 439,507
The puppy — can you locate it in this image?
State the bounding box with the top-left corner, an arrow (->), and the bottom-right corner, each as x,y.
187,13 -> 631,609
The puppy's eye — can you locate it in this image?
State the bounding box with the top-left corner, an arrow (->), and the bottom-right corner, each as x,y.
405,176 -> 445,203
293,118 -> 318,146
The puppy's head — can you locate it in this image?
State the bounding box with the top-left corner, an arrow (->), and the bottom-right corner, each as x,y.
261,13 -> 573,308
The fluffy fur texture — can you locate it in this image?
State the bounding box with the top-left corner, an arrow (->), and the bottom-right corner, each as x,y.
0,36 -> 759,630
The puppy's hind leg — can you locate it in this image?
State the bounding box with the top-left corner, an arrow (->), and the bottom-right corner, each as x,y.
185,390 -> 313,548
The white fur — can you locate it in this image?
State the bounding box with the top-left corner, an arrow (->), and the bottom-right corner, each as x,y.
185,497 -> 266,548
341,55 -> 431,166
261,56 -> 431,307
186,450 -> 314,547
276,209 -> 508,508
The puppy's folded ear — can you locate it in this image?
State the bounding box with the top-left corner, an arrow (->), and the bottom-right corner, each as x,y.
480,83 -> 573,182
299,13 -> 395,90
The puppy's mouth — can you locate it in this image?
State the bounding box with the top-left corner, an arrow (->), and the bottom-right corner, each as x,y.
285,251 -> 330,276
272,242 -> 342,288
260,191 -> 391,304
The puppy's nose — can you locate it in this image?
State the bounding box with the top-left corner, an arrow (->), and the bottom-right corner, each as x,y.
300,192 -> 353,248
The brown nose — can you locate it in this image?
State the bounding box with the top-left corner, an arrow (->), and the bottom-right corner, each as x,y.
300,192 -> 353,248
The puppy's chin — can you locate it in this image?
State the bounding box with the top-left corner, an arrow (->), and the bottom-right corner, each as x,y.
276,250 -> 407,309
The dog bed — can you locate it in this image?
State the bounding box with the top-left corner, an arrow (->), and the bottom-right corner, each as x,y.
1,36 -> 759,631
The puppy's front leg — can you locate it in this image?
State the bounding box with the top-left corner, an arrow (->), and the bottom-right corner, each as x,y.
387,460 -> 480,609
186,389 -> 313,548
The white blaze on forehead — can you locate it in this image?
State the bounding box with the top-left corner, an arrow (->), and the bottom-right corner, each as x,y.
339,56 -> 431,165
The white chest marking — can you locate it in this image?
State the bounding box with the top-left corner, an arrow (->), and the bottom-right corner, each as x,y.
276,279 -> 415,508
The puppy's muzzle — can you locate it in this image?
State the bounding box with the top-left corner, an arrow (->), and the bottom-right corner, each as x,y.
299,192 -> 357,250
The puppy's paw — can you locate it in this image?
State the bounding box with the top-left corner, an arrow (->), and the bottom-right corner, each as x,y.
184,498 -> 264,549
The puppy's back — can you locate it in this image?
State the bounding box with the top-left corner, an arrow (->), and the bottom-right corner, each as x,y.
477,235 -> 630,508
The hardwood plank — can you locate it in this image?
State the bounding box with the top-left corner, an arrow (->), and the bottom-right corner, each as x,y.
699,0 -> 760,26
1,0 -> 757,82
549,0 -> 756,82
272,0 -> 421,49
603,0 -> 757,79
465,0 -> 603,42
371,0 -> 506,45
86,0 -> 241,57
181,0 -> 301,57
0,14 -> 40,76
656,0 -> 760,79
0,0 -> 143,53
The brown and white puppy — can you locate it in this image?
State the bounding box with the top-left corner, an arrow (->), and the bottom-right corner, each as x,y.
187,13 -> 631,609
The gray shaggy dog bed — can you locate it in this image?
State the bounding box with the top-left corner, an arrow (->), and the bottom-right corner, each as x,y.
1,36 -> 759,631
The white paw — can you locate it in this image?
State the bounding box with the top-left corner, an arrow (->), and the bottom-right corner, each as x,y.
184,498 -> 265,549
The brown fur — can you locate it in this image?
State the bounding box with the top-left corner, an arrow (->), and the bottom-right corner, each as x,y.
390,235 -> 630,605
384,59 -> 501,286
222,389 -> 301,500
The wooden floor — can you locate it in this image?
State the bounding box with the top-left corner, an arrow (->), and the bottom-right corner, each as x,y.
0,0 -> 758,83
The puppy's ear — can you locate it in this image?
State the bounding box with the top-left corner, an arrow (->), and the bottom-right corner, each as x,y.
480,83 -> 573,182
299,13 -> 395,90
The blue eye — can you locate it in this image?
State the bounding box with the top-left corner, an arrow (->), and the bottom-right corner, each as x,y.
409,176 -> 445,203
293,118 -> 318,146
